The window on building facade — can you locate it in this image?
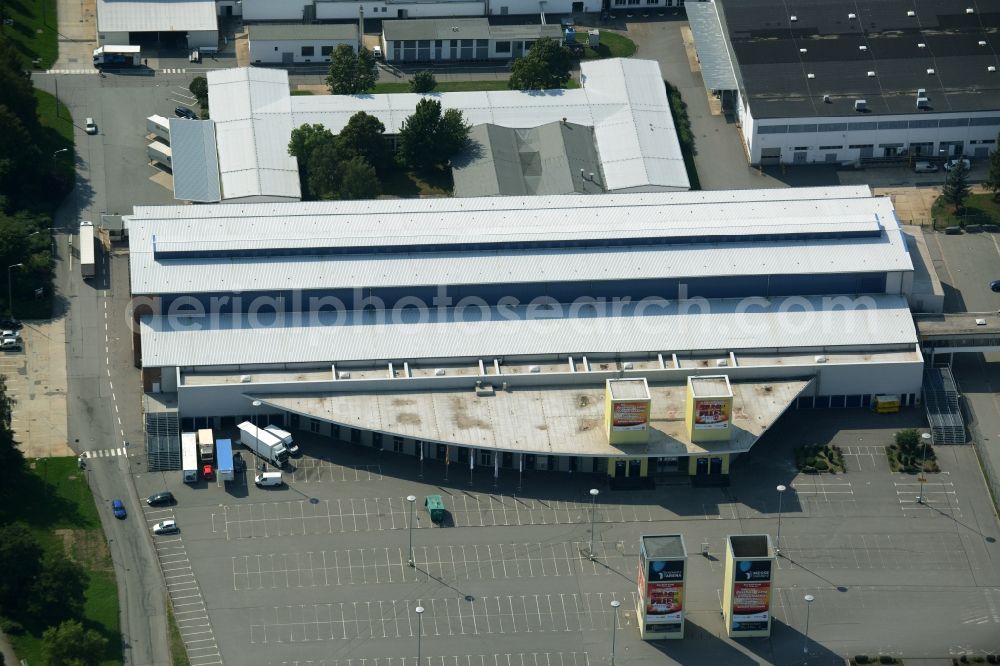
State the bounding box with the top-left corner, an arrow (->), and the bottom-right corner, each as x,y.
309,418 -> 320,433
321,45 -> 333,56
301,46 -> 315,56
496,40 -> 512,53
476,39 -> 488,59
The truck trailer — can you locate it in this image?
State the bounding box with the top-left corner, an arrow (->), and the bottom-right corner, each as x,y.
197,428 -> 215,463
79,221 -> 95,279
181,432 -> 198,483
93,45 -> 141,68
237,422 -> 289,467
147,140 -> 172,168
216,438 -> 234,482
146,115 -> 170,142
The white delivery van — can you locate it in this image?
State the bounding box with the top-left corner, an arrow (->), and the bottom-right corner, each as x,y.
255,471 -> 283,487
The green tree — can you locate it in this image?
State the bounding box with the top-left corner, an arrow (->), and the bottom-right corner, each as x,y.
29,555 -> 88,624
0,523 -> 42,616
942,161 -> 971,212
398,99 -> 471,171
42,619 -> 108,666
409,70 -> 437,93
326,45 -> 378,95
508,37 -> 572,90
306,140 -> 348,200
288,124 -> 339,199
189,76 -> 209,109
337,112 -> 387,169
985,137 -> 1000,199
338,156 -> 380,200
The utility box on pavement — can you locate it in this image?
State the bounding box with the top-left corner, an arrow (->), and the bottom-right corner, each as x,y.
637,534 -> 686,639
723,534 -> 775,638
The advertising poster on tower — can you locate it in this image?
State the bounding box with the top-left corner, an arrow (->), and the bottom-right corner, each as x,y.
731,560 -> 772,632
641,559 -> 684,624
612,401 -> 649,431
693,398 -> 731,429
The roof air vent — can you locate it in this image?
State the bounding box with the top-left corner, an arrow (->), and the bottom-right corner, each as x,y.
990,65 -> 997,72
966,7 -> 975,14
980,40 -> 988,46
848,12 -> 856,19
916,97 -> 929,109
917,42 -> 926,48
807,72 -> 815,79
867,70 -> 876,77
927,68 -> 935,74
917,87 -> 927,96
907,10 -> 915,16
859,45 -> 868,51
855,99 -> 867,112
790,15 -> 797,21
823,94 -> 831,103
799,47 -> 807,53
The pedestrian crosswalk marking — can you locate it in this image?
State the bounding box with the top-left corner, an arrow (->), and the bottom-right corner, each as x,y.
84,448 -> 127,459
45,69 -> 98,75
161,68 -> 187,74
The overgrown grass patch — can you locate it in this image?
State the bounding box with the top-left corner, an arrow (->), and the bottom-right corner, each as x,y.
794,443 -> 845,474
2,0 -> 59,68
575,30 -> 637,59
379,163 -> 453,197
932,192 -> 1000,229
664,81 -> 700,190
168,605 -> 191,666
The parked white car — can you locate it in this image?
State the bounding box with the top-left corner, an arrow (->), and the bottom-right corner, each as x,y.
944,158 -> 971,171
152,519 -> 179,535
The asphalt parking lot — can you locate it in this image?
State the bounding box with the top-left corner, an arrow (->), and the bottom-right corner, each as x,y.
121,405 -> 1000,666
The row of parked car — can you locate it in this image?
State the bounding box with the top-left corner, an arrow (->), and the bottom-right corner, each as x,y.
913,158 -> 971,173
1,318 -> 23,352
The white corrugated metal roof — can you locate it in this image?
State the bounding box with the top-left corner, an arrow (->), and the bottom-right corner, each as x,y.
205,58 -> 687,199
207,68 -> 300,200
140,294 -> 917,368
126,187 -> 912,295
168,119 -> 221,203
97,0 -> 217,33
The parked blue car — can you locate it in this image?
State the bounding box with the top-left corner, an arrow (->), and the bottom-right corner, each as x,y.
111,499 -> 127,519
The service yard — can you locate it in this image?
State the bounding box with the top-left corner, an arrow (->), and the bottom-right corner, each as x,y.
129,408 -> 1000,666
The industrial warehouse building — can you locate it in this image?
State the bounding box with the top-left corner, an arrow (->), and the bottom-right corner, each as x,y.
169,59 -> 688,202
380,18 -> 561,63
96,0 -> 218,48
247,24 -> 358,64
127,186 -> 928,485
686,0 -> 1000,166
238,0 -> 602,21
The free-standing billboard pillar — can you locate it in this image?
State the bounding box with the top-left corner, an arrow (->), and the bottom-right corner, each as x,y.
723,534 -> 775,638
637,534 -> 686,639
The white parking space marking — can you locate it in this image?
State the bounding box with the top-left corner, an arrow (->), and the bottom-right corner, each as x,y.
268,651 -> 591,666
232,540 -> 628,590
288,462 -> 383,483
250,592 -> 634,642
842,445 -> 891,473
896,480 -> 963,517
216,493 -> 667,539
772,532 -> 972,571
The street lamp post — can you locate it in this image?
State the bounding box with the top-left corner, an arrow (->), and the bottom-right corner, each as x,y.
609,599 -> 621,666
406,494 -> 417,567
53,148 -> 69,159
252,399 -> 262,430
415,605 -> 425,666
7,263 -> 23,320
803,594 -> 815,662
775,484 -> 787,554
917,432 -> 932,504
588,488 -> 600,560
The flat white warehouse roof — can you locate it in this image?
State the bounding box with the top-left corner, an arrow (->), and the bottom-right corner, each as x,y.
97,0 -> 217,33
126,186 -> 912,296
205,59 -> 688,200
139,294 -> 917,368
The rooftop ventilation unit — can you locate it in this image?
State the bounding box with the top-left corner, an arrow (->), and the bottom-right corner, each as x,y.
814,355 -> 827,363
990,65 -> 997,72
790,15 -> 797,21
927,68 -> 935,74
823,94 -> 831,103
855,99 -> 867,111
907,10 -> 915,16
434,368 -> 446,376
867,70 -> 876,77
917,42 -> 926,48
966,7 -> 975,13
916,97 -> 930,109
848,12 -> 856,19
859,45 -> 868,51
799,47 -> 807,53
917,87 -> 927,96
807,72 -> 815,78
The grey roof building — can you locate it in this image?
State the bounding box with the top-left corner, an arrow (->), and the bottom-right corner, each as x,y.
452,121 -> 606,197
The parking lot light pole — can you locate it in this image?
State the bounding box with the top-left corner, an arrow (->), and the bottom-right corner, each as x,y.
406,494 -> 417,567
803,594 -> 815,662
609,599 -> 621,666
775,484 -> 787,554
917,432 -> 932,504
7,263 -> 23,320
414,605 -> 425,665
588,488 -> 600,560
252,399 -> 262,430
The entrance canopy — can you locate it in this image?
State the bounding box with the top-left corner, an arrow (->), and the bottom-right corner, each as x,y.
253,378 -> 812,458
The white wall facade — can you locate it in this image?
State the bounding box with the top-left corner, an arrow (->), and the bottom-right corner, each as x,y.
741,100 -> 1000,166
382,35 -> 547,62
241,0 -> 599,20
250,37 -> 356,64
607,0 -> 684,10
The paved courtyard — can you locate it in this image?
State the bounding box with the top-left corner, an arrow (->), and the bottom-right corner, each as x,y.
116,407 -> 1000,666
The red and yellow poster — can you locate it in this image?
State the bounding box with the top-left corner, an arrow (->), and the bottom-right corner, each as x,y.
694,398 -> 731,429
731,559 -> 771,632
646,581 -> 684,623
612,401 -> 649,431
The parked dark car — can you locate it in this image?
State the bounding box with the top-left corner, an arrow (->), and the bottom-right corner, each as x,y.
111,499 -> 127,519
990,279 -> 1000,293
174,106 -> 198,119
146,491 -> 175,506
233,451 -> 246,473
0,318 -> 22,330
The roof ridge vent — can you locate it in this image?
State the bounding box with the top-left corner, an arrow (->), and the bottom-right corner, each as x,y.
907,10 -> 915,16
854,99 -> 867,112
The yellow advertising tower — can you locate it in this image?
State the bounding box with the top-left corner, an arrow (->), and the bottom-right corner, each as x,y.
684,375 -> 734,443
604,378 -> 651,445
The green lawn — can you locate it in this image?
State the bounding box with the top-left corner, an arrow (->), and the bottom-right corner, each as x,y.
168,606 -> 191,666
1,0 -> 59,68
575,30 -> 638,59
1,458 -> 121,666
34,87 -> 75,193
932,192 -> 1000,228
380,163 -> 453,197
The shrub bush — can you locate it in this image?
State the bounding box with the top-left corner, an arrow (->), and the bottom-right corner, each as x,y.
805,456 -> 817,467
879,657 -> 895,665
814,459 -> 829,471
855,656 -> 870,664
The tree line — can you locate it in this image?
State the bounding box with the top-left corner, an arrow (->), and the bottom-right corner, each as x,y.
0,33 -> 66,316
